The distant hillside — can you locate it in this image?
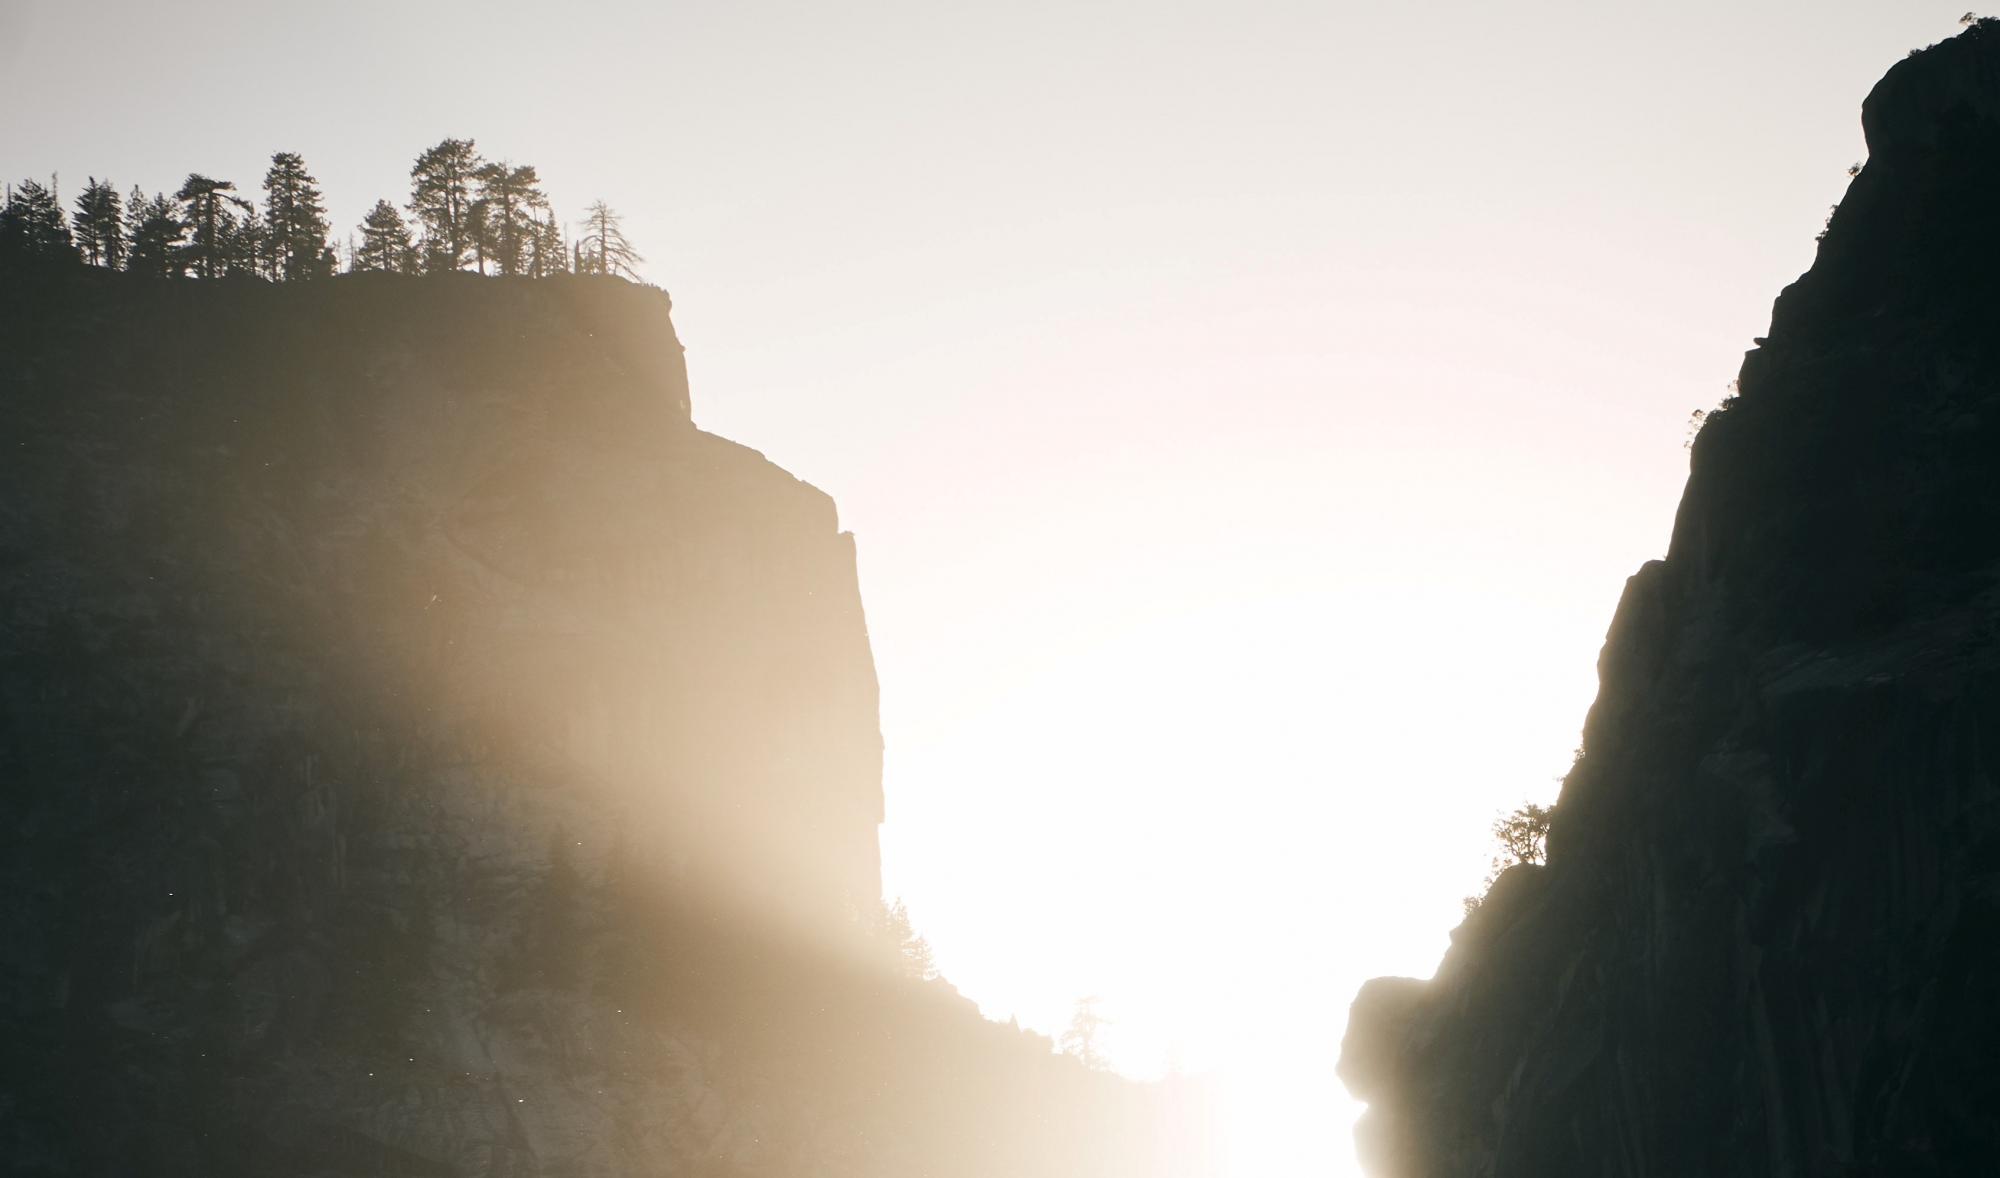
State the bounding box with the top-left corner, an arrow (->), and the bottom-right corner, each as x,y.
0,269 -> 1197,1176
1339,24 -> 2000,1178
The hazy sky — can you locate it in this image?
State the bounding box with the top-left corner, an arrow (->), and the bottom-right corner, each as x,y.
2,2 -> 1975,1172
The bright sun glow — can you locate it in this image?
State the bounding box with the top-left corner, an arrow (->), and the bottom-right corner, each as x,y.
2,1 -> 1974,1172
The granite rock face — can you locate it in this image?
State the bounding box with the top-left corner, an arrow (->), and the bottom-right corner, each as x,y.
1339,24 -> 2000,1178
0,273 -> 1162,1176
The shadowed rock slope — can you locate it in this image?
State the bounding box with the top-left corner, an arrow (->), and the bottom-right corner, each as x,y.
0,271 -> 1179,1176
1339,25 -> 2000,1178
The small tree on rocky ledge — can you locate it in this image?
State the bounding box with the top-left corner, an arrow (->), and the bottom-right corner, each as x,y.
1462,801 -> 1554,917
879,897 -> 939,981
1492,802 -> 1553,869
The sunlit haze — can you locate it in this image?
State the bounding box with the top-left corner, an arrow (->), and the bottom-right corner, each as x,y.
2,2 -> 1974,1171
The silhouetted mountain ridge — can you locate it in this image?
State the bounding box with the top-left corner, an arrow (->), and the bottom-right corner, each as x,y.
1339,24 -> 2000,1177
0,270 -> 1192,1176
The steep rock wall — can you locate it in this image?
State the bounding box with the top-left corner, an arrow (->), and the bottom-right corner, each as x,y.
1339,25 -> 2000,1178
0,273 -> 1162,1177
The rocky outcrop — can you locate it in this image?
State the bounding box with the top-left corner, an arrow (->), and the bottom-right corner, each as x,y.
0,272 -> 1164,1176
1338,23 -> 2000,1178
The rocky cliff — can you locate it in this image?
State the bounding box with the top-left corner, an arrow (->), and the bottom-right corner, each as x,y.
0,271 -> 1167,1176
1337,25 -> 2000,1178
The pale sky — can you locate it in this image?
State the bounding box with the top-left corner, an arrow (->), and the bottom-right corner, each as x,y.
1,2 -> 1974,1173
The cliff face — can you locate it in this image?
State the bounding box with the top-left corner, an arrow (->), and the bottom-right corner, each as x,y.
0,273 -> 1162,1176
1337,26 -> 2000,1178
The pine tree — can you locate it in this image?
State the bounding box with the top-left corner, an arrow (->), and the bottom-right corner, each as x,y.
174,174 -> 252,278
0,178 -> 78,263
471,161 -> 546,276
355,199 -> 413,273
125,188 -> 185,277
407,137 -> 482,273
1060,996 -> 1111,1071
216,204 -> 264,278
466,200 -> 491,275
529,209 -> 567,277
576,200 -> 643,279
72,178 -> 125,268
261,151 -> 331,281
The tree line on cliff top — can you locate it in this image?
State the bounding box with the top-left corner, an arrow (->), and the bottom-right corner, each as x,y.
0,138 -> 643,281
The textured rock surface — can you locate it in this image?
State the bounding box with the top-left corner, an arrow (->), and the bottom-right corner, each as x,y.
1338,24 -> 2000,1178
0,273 -> 1166,1176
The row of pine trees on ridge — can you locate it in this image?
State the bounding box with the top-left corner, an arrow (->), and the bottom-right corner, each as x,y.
0,138 -> 644,281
